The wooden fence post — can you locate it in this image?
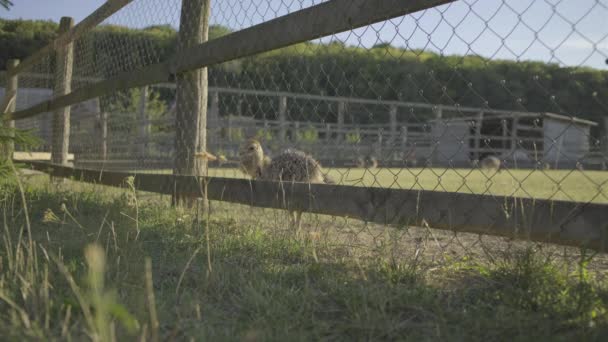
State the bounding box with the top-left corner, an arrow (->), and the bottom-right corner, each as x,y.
91,97 -> 108,162
1,59 -> 19,161
337,101 -> 345,142
325,123 -> 331,141
209,91 -> 219,130
51,17 -> 74,167
400,126 -> 408,160
100,111 -> 108,161
389,105 -> 397,146
174,0 -> 211,207
511,116 -> 519,155
263,119 -> 269,137
137,85 -> 149,167
209,91 -> 219,123
501,118 -> 508,150
602,118 -> 608,158
227,115 -> 233,142
236,96 -> 243,117
434,106 -> 443,120
473,111 -> 484,160
376,128 -> 383,158
207,91 -> 219,151
278,95 -> 287,142
294,121 -> 300,143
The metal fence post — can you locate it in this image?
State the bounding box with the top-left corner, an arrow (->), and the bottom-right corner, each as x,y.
51,17 -> 74,167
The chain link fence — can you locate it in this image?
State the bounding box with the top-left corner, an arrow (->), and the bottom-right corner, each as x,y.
2,0 -> 608,270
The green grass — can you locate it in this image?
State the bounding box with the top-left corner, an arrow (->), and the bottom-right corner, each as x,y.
1,175 -> 608,341
206,167 -> 608,204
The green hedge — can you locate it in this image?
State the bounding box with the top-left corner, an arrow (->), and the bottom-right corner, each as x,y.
2,19 -> 606,138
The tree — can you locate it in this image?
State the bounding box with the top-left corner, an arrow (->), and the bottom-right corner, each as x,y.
1,0 -> 13,11
1,18 -> 606,138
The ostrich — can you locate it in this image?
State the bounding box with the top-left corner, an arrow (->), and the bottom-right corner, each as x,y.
480,155 -> 501,172
239,139 -> 333,232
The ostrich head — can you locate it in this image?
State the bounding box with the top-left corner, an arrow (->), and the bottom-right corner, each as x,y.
239,139 -> 266,178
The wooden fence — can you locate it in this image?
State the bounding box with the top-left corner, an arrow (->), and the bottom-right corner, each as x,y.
2,0 -> 608,252
5,81 -> 599,169
22,161 -> 608,253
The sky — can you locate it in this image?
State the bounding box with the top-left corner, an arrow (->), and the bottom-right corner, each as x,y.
2,0 -> 607,69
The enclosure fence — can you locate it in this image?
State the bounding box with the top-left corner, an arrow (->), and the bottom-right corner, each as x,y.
2,0 -> 608,253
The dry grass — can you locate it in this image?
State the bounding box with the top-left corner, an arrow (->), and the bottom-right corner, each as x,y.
0,174 -> 607,341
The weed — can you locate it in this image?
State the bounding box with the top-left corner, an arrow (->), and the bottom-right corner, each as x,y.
0,175 -> 606,340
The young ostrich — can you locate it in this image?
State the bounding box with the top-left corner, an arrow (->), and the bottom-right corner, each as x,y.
239,139 -> 333,232
480,155 -> 501,172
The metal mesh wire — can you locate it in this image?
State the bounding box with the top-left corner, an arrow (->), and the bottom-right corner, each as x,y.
8,57 -> 54,154
4,0 -> 608,266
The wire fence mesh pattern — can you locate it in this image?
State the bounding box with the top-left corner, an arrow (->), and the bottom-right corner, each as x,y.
2,0 -> 608,255
3,1 -> 608,338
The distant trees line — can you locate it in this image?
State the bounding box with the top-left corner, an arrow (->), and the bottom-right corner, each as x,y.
1,18 -> 606,139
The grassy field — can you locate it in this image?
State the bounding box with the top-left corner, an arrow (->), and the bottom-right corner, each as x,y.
0,173 -> 607,340
205,167 -> 608,204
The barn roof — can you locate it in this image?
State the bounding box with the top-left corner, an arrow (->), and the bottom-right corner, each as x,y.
541,112 -> 597,126
433,111 -> 597,127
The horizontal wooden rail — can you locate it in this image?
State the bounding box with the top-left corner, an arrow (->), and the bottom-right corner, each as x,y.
4,71 -> 597,126
6,80 -> 595,128
5,63 -> 171,121
4,0 -> 455,121
0,71 -> 542,116
20,161 -> 608,253
8,0 -> 134,76
174,0 -> 454,73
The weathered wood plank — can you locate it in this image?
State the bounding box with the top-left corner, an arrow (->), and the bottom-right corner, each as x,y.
5,62 -> 171,121
21,161 -> 608,253
173,0 -> 211,207
51,17 -> 75,166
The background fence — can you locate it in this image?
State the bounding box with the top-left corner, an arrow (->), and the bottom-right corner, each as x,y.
2,0 -> 608,252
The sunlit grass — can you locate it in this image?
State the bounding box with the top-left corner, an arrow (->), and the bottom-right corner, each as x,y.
0,177 -> 607,340
205,167 -> 608,203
